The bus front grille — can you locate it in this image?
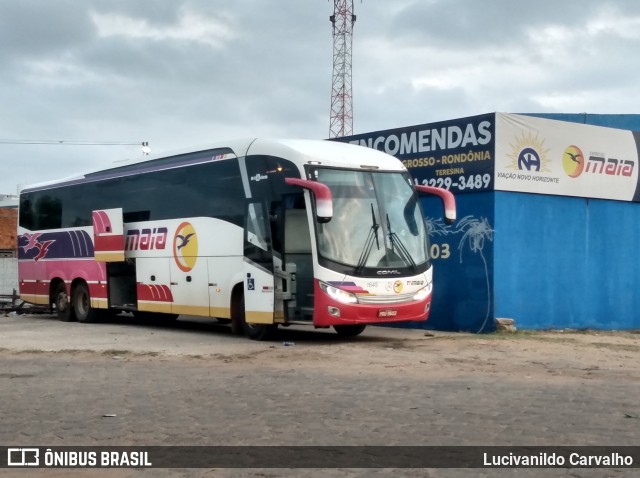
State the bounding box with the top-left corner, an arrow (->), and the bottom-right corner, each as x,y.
357,293 -> 416,305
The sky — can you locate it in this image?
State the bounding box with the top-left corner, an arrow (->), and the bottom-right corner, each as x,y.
2,0 -> 640,194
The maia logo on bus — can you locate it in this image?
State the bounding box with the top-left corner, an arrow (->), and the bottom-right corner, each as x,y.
173,222 -> 198,272
125,227 -> 168,251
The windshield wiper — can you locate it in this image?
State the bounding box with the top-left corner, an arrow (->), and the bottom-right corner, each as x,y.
355,204 -> 380,274
386,213 -> 417,271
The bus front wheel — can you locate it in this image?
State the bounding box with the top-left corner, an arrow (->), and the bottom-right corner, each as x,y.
243,320 -> 277,341
54,282 -> 74,322
237,293 -> 277,341
73,282 -> 99,323
333,324 -> 367,337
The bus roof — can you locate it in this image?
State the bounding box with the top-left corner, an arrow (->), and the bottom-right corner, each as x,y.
21,138 -> 405,193
250,138 -> 405,170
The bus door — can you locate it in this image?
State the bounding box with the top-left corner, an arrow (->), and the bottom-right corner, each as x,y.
281,195 -> 314,322
92,209 -> 134,310
243,201 -> 279,324
242,153 -> 316,325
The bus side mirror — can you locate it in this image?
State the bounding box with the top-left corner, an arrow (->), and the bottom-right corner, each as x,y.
284,177 -> 333,223
415,185 -> 457,224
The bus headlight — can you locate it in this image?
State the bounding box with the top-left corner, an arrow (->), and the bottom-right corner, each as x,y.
319,282 -> 358,304
413,285 -> 431,302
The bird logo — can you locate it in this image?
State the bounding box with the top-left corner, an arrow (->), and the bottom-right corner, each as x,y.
176,232 -> 195,251
562,145 -> 585,178
173,222 -> 198,272
21,232 -> 55,262
21,232 -> 42,253
34,240 -> 55,262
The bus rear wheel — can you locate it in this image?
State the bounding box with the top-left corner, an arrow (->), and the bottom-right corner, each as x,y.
73,282 -> 99,323
333,324 -> 367,337
54,282 -> 74,322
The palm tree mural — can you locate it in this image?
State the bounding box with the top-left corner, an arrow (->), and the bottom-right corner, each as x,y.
456,215 -> 494,332
424,217 -> 451,238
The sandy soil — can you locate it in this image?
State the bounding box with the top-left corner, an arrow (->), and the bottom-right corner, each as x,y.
1,314 -> 639,478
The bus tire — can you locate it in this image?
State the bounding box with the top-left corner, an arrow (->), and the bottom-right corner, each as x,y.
72,282 -> 99,323
238,293 -> 277,341
230,286 -> 244,335
333,324 -> 367,337
243,321 -> 277,341
54,282 -> 74,322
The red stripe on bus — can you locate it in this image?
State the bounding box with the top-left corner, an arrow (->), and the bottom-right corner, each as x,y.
94,210 -> 112,234
137,283 -> 174,302
88,283 -> 108,299
19,281 -> 49,295
94,235 -> 124,252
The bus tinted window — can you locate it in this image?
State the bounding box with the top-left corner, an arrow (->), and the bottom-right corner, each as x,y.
19,158 -> 246,229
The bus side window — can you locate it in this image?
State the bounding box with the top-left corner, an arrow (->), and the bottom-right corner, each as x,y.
244,201 -> 273,271
19,196 -> 34,230
269,202 -> 283,255
35,194 -> 62,230
246,202 -> 269,251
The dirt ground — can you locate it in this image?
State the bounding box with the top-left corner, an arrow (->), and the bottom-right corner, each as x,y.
2,313 -> 639,384
1,313 -> 639,478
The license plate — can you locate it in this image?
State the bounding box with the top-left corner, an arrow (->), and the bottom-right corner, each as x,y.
378,309 -> 397,318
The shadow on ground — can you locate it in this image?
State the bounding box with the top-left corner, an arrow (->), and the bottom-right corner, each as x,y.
23,312 -> 394,346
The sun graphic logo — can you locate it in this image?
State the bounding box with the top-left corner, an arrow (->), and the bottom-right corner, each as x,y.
393,280 -> 404,294
506,132 -> 552,172
173,222 -> 198,272
562,145 -> 585,178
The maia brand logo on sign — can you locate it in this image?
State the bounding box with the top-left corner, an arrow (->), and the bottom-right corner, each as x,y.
173,222 -> 198,272
506,132 -> 551,173
562,145 -> 585,177
562,145 -> 634,178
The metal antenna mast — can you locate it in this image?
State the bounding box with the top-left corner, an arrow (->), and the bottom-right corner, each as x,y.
329,0 -> 356,138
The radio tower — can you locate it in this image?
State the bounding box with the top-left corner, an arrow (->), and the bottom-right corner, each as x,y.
328,0 -> 356,138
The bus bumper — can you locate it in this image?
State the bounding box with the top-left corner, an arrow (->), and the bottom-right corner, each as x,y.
312,280 -> 431,327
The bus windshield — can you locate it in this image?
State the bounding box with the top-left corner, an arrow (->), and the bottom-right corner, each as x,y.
314,168 -> 429,274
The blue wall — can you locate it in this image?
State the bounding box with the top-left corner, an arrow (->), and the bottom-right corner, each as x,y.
414,193 -> 495,332
494,191 -> 640,330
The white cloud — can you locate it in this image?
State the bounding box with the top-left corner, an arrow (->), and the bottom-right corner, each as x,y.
586,6 -> 640,39
23,58 -> 122,87
1,0 -> 640,193
90,8 -> 236,48
531,92 -> 590,111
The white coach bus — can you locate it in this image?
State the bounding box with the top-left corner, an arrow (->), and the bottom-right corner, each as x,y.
17,139 -> 455,340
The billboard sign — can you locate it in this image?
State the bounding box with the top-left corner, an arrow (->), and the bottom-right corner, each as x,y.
495,113 -> 640,202
336,113 -> 496,195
